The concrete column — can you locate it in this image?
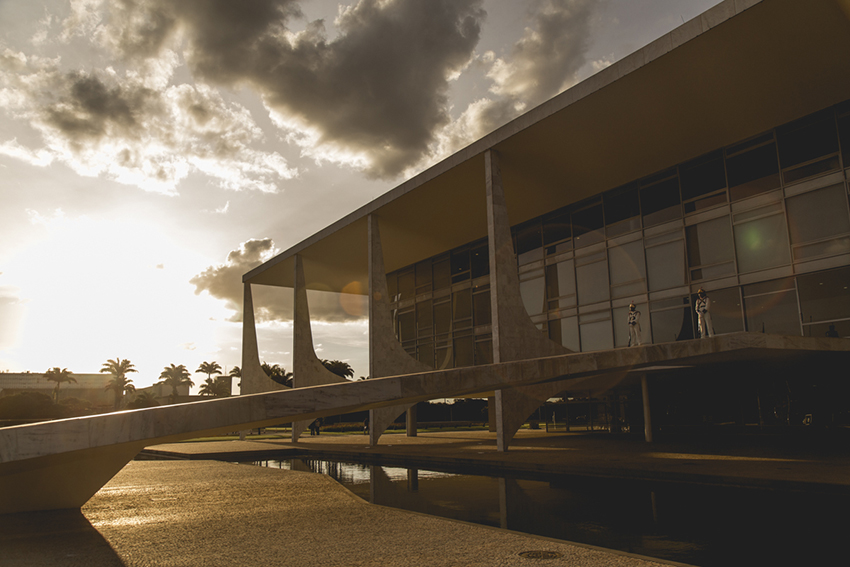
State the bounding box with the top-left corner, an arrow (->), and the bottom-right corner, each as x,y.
641,374 -> 653,443
367,215 -> 432,445
241,283 -> 278,395
406,404 -> 418,437
291,254 -> 347,442
485,149 -> 572,451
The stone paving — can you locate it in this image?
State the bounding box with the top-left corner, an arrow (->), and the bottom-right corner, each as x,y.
2,460 -> 686,567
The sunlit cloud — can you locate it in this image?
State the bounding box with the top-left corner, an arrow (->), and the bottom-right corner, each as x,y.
191,238 -> 367,324
0,48 -> 298,194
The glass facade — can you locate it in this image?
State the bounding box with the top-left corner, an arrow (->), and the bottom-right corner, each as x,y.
387,101 -> 850,368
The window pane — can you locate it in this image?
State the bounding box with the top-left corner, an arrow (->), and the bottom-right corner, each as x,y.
451,249 -> 470,282
434,301 -> 451,334
806,320 -> 850,339
435,344 -> 453,370
549,316 -> 580,352
417,343 -> 434,368
650,302 -> 694,343
546,260 -> 576,300
453,288 -> 472,322
777,110 -> 839,169
786,184 -> 850,245
454,335 -> 474,367
473,289 -> 491,325
604,184 -> 640,226
576,259 -> 610,305
680,151 -> 726,202
398,310 -> 415,342
640,175 -> 681,226
726,136 -> 780,201
686,216 -> 735,268
743,285 -> 800,336
520,270 -> 546,316
398,269 -> 415,299
608,241 -> 646,287
572,201 -> 604,248
475,339 -> 493,365
733,213 -> 791,273
470,243 -> 489,279
542,209 -> 571,246
415,260 -> 432,289
797,267 -> 850,324
839,110 -> 850,167
416,300 -> 432,335
691,287 -> 743,335
579,319 -> 613,351
646,239 -> 686,291
516,222 -> 543,264
433,257 -> 451,290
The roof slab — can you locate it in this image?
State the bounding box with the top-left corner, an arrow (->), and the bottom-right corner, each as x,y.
245,0 -> 850,293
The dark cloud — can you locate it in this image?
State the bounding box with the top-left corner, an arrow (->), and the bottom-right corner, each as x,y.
0,54 -> 296,193
434,0 -> 598,157
100,0 -> 485,178
190,238 -> 365,323
43,74 -> 155,146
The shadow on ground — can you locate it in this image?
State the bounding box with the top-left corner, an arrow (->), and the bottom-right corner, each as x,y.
0,509 -> 125,567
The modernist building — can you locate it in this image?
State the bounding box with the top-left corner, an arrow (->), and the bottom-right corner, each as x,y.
241,0 -> 850,447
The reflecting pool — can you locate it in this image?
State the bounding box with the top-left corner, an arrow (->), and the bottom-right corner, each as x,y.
243,457 -> 843,567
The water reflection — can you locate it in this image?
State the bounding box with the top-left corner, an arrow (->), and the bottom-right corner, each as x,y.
243,458 -> 845,567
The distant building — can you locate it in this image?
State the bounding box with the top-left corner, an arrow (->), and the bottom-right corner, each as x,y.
240,0 -> 850,443
0,373 -> 190,406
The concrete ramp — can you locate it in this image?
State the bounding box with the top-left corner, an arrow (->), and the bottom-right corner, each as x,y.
2,333 -> 847,514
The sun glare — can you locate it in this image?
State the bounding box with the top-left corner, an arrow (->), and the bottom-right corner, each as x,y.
2,211 -> 237,386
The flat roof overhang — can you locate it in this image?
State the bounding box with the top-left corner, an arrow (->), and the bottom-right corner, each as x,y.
245,0 -> 850,293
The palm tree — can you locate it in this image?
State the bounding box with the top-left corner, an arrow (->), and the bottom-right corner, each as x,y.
43,367 -> 76,402
100,358 -> 138,410
196,361 -> 222,382
321,359 -> 354,379
229,366 -> 241,389
157,364 -> 194,403
261,362 -> 293,387
199,377 -> 230,397
126,390 -> 160,409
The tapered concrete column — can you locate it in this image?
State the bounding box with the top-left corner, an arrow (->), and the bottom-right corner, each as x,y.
368,215 -> 431,445
485,149 -> 572,451
292,254 -> 347,442
241,283 -> 279,395
641,374 -> 653,443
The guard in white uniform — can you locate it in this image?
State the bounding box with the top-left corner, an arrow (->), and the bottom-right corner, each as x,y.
695,289 -> 713,338
628,302 -> 641,346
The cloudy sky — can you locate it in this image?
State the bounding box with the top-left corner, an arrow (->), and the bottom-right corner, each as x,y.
0,0 -> 722,390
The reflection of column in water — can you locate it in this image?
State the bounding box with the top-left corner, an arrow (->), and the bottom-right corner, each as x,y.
369,465 -> 379,505
407,469 -> 419,492
499,478 -> 508,530
650,490 -> 658,525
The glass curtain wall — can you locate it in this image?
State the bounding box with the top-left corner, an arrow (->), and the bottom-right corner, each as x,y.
387,100 -> 850,365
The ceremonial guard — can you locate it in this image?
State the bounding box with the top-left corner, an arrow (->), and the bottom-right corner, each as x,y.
695,289 -> 713,338
627,302 -> 642,346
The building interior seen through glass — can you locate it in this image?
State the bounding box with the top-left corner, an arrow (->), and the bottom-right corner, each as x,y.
386,100 -> 850,370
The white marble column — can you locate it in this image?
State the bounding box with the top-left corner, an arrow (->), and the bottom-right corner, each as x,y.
241,283 -> 280,395
485,149 -> 573,451
291,254 -> 348,442
367,214 -> 432,445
